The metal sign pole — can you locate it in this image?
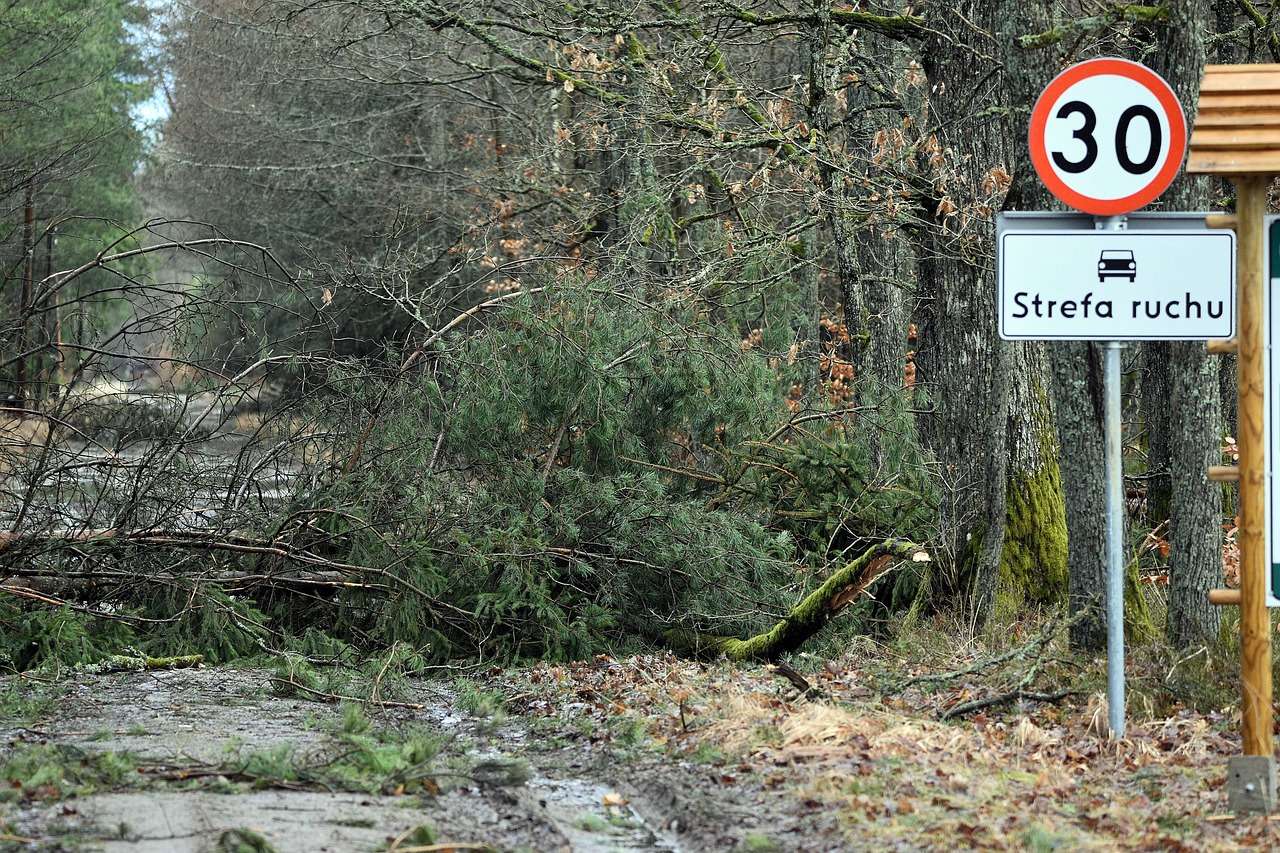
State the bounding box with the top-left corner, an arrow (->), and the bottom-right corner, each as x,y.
1096,215 -> 1126,739
1104,340 -> 1125,738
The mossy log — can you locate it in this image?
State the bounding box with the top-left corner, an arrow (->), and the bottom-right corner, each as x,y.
664,538 -> 928,661
77,653 -> 204,674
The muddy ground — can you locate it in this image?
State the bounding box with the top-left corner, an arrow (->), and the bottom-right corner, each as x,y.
2,651 -> 1279,852
0,662 -> 796,852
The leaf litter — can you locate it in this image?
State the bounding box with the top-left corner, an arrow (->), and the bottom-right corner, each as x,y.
496,646 -> 1280,851
4,628 -> 1280,851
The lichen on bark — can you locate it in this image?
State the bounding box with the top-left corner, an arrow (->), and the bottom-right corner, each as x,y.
999,354 -> 1069,610
1000,458 -> 1069,605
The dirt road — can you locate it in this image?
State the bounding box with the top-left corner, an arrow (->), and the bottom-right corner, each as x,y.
2,652 -> 1276,851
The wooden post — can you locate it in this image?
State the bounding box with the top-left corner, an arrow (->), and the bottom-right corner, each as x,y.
1235,176 -> 1273,763
1190,64 -> 1280,813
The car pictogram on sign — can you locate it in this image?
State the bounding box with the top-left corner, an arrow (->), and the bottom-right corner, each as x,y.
1098,249 -> 1136,282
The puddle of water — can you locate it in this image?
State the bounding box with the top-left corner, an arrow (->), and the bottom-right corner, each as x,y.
526,774 -> 681,853
420,685 -> 681,852
2,389 -> 304,533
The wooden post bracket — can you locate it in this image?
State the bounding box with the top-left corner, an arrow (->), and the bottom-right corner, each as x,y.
1209,588 -> 1243,606
1208,465 -> 1241,482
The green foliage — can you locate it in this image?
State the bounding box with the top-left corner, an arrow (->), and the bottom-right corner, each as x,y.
430,281 -> 780,473
1020,823 -> 1074,852
271,653 -> 323,697
577,813 -> 609,832
741,833 -> 781,852
0,0 -> 153,348
138,583 -> 270,664
744,397 -> 936,554
0,681 -> 58,723
339,702 -> 372,735
0,744 -> 137,802
0,585 -> 272,675
311,281 -> 808,659
283,628 -> 357,664
217,829 -> 279,853
270,643 -> 429,704
225,722 -> 444,795
453,679 -> 506,720
184,276 -> 943,663
0,603 -> 135,673
4,279 -> 940,668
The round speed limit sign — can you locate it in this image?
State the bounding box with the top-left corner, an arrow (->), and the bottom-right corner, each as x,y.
1028,58 -> 1187,216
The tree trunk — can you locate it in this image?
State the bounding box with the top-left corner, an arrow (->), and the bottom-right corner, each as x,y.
1143,342 -> 1173,523
1003,341 -> 1069,608
1049,342 -> 1109,650
828,31 -> 912,404
1152,0 -> 1223,647
45,227 -> 63,390
993,5 -> 1089,628
16,184 -> 34,401
916,0 -> 1065,625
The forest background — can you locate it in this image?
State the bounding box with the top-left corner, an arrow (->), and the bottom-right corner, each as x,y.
0,0 -> 1263,672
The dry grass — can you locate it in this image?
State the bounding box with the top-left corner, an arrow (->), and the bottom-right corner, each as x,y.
502,614 -> 1280,850
0,415 -> 51,475
144,341 -> 206,389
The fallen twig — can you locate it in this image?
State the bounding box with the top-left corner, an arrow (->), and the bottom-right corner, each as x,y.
941,688 -> 1077,720
767,661 -> 822,698
900,610 -> 1084,690
269,676 -> 425,709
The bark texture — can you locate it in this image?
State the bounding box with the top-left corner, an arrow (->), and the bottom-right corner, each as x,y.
1004,341 -> 1069,606
916,0 -> 1067,624
1152,0 -> 1223,647
842,34 -> 913,404
803,15 -> 912,408
1143,341 -> 1173,523
992,5 -> 1068,613
1050,341 -> 1109,650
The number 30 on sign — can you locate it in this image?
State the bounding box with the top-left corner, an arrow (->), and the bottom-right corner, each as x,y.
1029,58 -> 1187,216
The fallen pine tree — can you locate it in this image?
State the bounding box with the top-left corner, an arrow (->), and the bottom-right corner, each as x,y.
660,538 -> 929,662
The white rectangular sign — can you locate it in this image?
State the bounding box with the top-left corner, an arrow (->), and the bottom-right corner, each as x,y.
999,230 -> 1236,341
1264,216 -> 1280,606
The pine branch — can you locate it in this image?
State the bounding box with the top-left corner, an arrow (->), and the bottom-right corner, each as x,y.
1236,0 -> 1280,62
1019,4 -> 1170,49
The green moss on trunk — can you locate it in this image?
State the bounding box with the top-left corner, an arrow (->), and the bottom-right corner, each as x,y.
1000,458 -> 1069,606
663,539 -> 925,661
1125,557 -> 1156,642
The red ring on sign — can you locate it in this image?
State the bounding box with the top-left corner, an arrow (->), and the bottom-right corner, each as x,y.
1028,58 -> 1187,216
